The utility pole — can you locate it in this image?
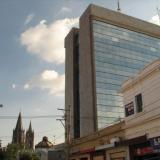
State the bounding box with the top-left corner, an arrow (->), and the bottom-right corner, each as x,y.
157,7 -> 160,24
53,135 -> 55,145
57,106 -> 71,160
57,107 -> 71,144
117,0 -> 121,12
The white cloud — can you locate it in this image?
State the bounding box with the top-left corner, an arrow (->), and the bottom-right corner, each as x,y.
24,70 -> 65,96
20,17 -> 79,64
60,7 -> 72,13
24,84 -> 29,89
40,19 -> 47,25
12,84 -> 16,89
24,14 -> 35,25
149,14 -> 160,25
41,70 -> 58,80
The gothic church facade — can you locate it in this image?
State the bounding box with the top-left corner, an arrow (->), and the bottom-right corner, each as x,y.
12,112 -> 34,149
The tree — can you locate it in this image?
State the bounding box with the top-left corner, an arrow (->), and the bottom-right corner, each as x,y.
19,152 -> 40,160
4,144 -> 39,160
19,152 -> 32,160
32,153 -> 40,160
6,144 -> 20,160
5,143 -> 24,160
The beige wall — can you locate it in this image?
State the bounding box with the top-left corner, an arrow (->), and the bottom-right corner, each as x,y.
106,146 -> 129,160
70,122 -> 125,153
122,64 -> 160,139
69,122 -> 127,160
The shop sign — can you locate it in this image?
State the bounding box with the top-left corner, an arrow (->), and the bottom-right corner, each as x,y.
95,143 -> 115,151
125,102 -> 134,117
150,136 -> 160,150
134,147 -> 153,156
79,147 -> 95,154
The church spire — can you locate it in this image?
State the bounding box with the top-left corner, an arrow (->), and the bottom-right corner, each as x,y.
15,112 -> 23,130
28,121 -> 33,132
25,121 -> 34,149
12,112 -> 25,145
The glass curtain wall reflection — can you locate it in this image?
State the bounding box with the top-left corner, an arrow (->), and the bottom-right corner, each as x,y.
92,20 -> 160,129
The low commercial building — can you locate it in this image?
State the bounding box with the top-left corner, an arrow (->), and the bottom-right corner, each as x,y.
68,59 -> 160,160
120,59 -> 160,160
69,121 -> 129,160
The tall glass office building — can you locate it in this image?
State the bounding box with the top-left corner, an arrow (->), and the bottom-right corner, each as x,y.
92,20 -> 160,128
65,4 -> 160,138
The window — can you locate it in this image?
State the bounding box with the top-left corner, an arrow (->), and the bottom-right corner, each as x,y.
125,102 -> 134,117
93,20 -> 160,128
135,94 -> 143,112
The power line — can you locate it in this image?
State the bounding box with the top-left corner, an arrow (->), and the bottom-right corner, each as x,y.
0,133 -> 64,140
0,114 -> 101,119
0,115 -> 62,119
54,133 -> 64,140
157,7 -> 160,24
0,115 -> 123,120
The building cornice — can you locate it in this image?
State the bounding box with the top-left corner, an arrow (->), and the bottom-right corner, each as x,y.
81,4 -> 160,39
70,121 -> 125,147
120,59 -> 160,93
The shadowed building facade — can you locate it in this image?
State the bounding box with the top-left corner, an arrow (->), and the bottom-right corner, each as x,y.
65,28 -> 80,141
65,4 -> 160,140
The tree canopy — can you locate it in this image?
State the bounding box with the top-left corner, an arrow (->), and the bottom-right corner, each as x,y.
0,144 -> 40,160
19,152 -> 40,160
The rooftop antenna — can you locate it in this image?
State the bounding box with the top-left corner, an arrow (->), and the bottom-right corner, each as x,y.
117,0 -> 121,12
157,7 -> 160,24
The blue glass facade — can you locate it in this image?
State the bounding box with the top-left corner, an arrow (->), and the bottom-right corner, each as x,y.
92,20 -> 160,129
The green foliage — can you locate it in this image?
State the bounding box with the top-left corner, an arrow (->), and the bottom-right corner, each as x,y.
2,144 -> 39,160
19,152 -> 40,160
19,152 -> 32,160
32,153 -> 40,160
5,143 -> 21,160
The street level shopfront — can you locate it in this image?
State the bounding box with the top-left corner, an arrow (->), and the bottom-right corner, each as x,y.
120,60 -> 160,160
70,147 -> 105,160
130,136 -> 160,160
116,135 -> 160,160
69,122 -> 126,160
70,145 -> 127,160
95,143 -> 128,160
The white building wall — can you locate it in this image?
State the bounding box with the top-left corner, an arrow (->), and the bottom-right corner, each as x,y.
121,62 -> 160,140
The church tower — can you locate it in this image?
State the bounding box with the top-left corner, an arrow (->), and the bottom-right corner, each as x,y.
25,121 -> 34,149
12,112 -> 25,146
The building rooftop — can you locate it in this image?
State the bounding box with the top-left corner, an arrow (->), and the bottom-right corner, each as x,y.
81,4 -> 160,38
35,136 -> 54,149
120,59 -> 160,92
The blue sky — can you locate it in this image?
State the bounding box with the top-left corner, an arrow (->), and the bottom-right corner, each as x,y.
0,0 -> 160,147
